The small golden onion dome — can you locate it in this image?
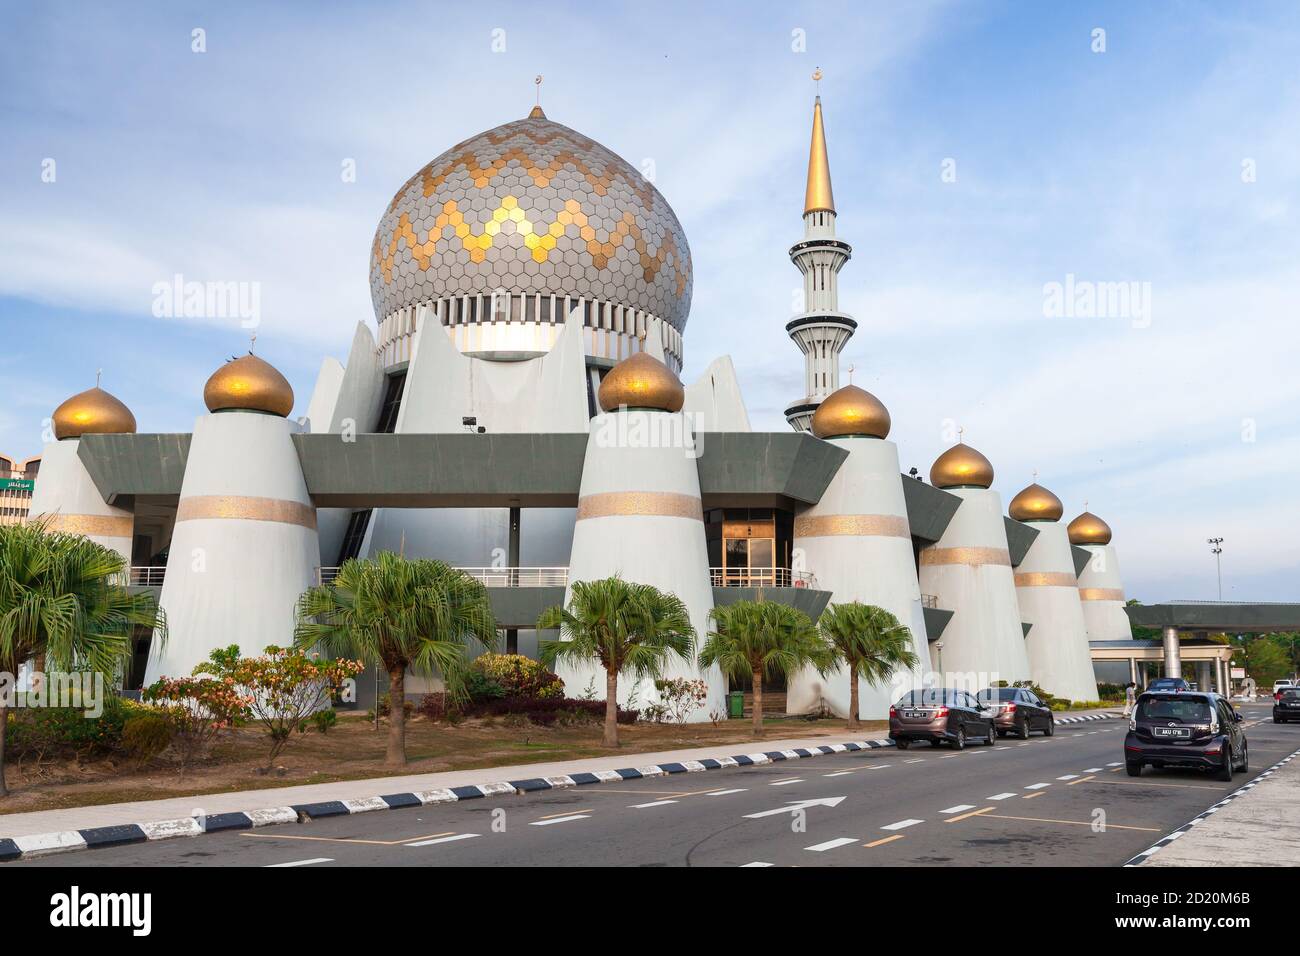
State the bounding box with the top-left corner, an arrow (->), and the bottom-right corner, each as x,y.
810,384 -> 891,439
203,354 -> 294,417
930,442 -> 995,489
52,387 -> 137,440
1068,511 -> 1113,546
1009,482 -> 1064,522
598,351 -> 685,412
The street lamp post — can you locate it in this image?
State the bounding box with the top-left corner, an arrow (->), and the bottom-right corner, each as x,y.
1207,537 -> 1224,600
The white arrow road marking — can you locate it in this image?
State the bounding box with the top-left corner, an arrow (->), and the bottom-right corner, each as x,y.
806,837 -> 858,852
1025,783 -> 1051,790
267,857 -> 332,867
529,814 -> 591,826
881,818 -> 924,831
706,789 -> 748,796
743,796 -> 848,819
987,792 -> 1017,801
941,804 -> 976,814
631,800 -> 678,809
406,833 -> 480,847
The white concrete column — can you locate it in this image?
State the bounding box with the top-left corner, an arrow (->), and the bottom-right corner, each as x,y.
1077,544 -> 1134,640
27,439 -> 133,564
1014,520 -> 1097,702
1162,626 -> 1182,679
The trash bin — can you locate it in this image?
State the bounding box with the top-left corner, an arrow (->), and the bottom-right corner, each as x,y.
728,691 -> 745,719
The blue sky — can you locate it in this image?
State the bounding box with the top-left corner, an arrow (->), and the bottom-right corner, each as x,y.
2,1 -> 1297,600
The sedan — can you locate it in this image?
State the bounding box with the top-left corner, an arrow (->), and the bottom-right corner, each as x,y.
890,688 -> 997,750
977,687 -> 1055,739
1274,686 -> 1300,723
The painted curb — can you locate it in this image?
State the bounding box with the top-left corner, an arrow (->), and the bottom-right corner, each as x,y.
0,715 -> 1124,863
1122,746 -> 1300,867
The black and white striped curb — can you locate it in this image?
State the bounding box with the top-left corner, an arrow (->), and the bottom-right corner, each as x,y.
1122,746 -> 1300,867
0,737 -> 905,863
1055,712 -> 1123,726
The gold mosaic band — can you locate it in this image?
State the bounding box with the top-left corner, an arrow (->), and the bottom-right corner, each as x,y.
920,546 -> 1012,568
794,514 -> 910,539
1079,587 -> 1125,602
576,491 -> 702,522
1014,571 -> 1079,588
34,514 -> 133,538
176,495 -> 317,530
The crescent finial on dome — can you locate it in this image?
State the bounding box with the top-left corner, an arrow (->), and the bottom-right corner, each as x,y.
204,353 -> 294,417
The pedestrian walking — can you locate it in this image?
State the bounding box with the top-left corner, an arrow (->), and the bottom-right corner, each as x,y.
1123,681 -> 1137,718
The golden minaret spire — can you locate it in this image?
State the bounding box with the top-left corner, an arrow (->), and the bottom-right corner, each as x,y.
804,68 -> 835,215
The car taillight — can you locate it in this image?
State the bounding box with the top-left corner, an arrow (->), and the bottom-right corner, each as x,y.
933,706 -> 949,719
889,706 -> 898,718
1003,703 -> 1017,713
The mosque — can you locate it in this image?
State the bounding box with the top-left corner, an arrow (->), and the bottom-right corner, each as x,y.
28,86 -> 1138,718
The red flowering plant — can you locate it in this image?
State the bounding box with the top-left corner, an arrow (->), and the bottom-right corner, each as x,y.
141,674 -> 252,772
198,645 -> 363,768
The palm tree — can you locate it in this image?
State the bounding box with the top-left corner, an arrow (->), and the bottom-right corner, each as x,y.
539,578 -> 695,748
0,522 -> 166,797
295,552 -> 497,767
818,602 -> 919,729
699,599 -> 830,736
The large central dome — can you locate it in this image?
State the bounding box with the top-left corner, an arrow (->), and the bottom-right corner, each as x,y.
370,108 -> 693,358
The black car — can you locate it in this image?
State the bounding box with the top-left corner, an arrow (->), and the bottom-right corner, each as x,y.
1274,686 -> 1300,723
977,687 -> 1055,738
1124,691 -> 1247,780
1145,677 -> 1191,692
890,688 -> 997,750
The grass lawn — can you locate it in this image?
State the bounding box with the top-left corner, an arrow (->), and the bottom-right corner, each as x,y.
0,712 -> 886,816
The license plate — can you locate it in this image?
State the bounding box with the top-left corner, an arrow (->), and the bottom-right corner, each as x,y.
1288,702 -> 1300,708
1153,726 -> 1191,738
904,711 -> 927,719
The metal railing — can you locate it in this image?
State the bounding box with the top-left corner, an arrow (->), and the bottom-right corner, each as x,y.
709,567 -> 818,589
921,594 -> 939,609
123,566 -> 166,587
316,566 -> 569,587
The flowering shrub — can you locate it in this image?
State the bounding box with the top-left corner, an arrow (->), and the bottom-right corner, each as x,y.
641,678 -> 709,725
471,654 -> 563,699
4,695 -> 147,764
142,675 -> 252,771
198,645 -> 363,767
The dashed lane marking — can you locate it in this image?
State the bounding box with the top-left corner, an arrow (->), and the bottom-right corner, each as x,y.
267,857 -> 332,867
903,758 -> 925,764
823,771 -> 855,777
706,789 -> 748,796
1067,775 -> 1097,786
864,834 -> 906,848
987,792 -> 1017,800
405,833 -> 481,847
1107,762 -> 1123,766
530,814 -> 592,826
983,813 -> 1160,832
1084,767 -> 1104,772
242,830 -> 455,847
770,778 -> 804,786
943,807 -> 994,823
1056,774 -> 1079,781
741,861 -> 773,867
1025,782 -> 1051,790
631,799 -> 680,808
806,837 -> 859,852
941,804 -> 976,814
881,818 -> 925,831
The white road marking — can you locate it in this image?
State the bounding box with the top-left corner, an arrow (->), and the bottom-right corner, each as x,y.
904,758 -> 925,764
987,792 -> 1017,801
1025,782 -> 1051,790
867,764 -> 892,770
529,814 -> 591,826
1057,774 -> 1079,781
881,818 -> 924,831
806,837 -> 859,852
741,861 -> 774,867
706,788 -> 748,796
941,804 -> 976,814
1107,762 -> 1123,767
267,857 -> 332,867
631,800 -> 679,809
744,796 -> 847,819
823,771 -> 855,777
406,833 -> 480,847
1084,767 -> 1104,773
770,778 -> 804,786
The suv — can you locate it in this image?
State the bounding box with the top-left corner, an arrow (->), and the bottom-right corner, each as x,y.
1146,677 -> 1191,692
977,687 -> 1055,739
1124,691 -> 1247,781
1274,686 -> 1300,723
1274,680 -> 1295,695
890,688 -> 997,750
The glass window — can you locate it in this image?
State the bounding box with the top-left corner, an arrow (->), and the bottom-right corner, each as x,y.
1137,697 -> 1211,723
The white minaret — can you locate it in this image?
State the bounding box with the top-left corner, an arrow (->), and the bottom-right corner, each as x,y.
29,379 -> 138,564
145,352 -> 319,684
918,440 -> 1032,687
1009,481 -> 1098,702
1070,509 -> 1134,640
785,73 -> 856,432
558,349 -> 724,720
786,383 -> 932,719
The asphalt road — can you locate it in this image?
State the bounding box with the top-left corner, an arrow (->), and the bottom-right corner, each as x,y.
14,703 -> 1296,867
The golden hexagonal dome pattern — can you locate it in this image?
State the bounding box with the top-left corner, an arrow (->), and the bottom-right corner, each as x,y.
1008,482 -> 1064,522
1068,510 -> 1113,545
930,442 -> 995,489
810,384 -> 890,439
204,354 -> 294,417
52,387 -> 137,440
598,351 -> 684,412
372,109 -> 693,331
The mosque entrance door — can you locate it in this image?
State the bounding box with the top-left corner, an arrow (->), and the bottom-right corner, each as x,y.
721,517 -> 777,587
